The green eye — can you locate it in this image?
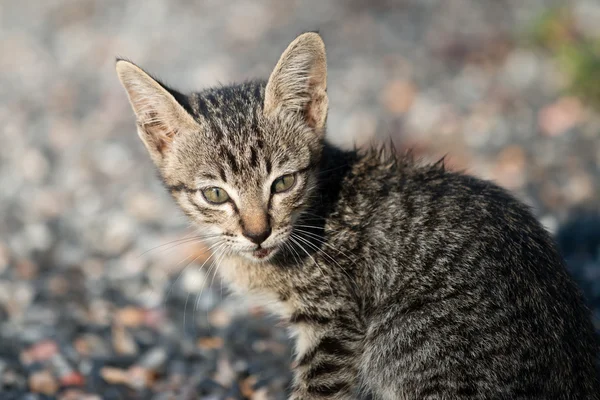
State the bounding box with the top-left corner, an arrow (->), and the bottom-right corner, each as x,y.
272,174 -> 296,194
202,187 -> 230,204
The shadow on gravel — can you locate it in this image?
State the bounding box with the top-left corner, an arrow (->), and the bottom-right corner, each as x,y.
556,210 -> 600,328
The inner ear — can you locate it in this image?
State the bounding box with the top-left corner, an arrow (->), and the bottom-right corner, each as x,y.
140,110 -> 176,154
305,78 -> 328,130
264,32 -> 328,133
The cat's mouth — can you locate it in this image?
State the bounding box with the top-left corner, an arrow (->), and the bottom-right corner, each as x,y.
252,247 -> 275,259
238,244 -> 279,262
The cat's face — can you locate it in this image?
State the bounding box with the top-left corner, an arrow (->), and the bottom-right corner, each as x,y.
161,97 -> 322,262
116,33 -> 328,263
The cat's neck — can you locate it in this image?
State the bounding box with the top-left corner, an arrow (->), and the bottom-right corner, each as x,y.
312,141 -> 358,217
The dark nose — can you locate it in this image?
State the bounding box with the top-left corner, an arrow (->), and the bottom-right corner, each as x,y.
243,227 -> 272,245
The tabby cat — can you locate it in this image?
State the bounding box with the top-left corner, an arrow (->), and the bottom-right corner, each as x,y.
116,32 -> 599,399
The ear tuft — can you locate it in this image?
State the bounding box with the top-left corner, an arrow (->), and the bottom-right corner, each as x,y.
115,60 -> 199,166
264,32 -> 328,133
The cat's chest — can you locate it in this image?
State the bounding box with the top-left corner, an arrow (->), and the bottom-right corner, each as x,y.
239,292 -> 318,360
218,255 -> 297,317
218,256 -> 343,362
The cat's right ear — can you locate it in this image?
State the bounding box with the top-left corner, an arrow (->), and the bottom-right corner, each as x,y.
115,59 -> 199,166
264,32 -> 328,136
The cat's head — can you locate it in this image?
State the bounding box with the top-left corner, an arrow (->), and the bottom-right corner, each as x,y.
116,32 -> 328,263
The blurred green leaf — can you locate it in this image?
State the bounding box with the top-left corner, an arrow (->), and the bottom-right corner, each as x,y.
527,6 -> 600,109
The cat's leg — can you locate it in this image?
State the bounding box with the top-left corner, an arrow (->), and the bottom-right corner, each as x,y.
360,322 -> 408,400
289,321 -> 363,400
360,311 -> 440,400
359,306 -> 501,400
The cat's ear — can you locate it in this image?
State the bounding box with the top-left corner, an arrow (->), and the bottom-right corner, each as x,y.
264,32 -> 328,134
115,59 -> 200,166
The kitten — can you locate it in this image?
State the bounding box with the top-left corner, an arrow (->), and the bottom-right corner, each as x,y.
116,33 -> 600,399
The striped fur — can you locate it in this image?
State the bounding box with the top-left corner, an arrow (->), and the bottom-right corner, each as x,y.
117,33 -> 600,399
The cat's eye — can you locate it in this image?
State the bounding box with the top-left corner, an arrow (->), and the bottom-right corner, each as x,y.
272,174 -> 296,194
202,187 -> 230,204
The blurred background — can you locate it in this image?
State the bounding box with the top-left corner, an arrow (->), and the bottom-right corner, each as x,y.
1,0 -> 599,399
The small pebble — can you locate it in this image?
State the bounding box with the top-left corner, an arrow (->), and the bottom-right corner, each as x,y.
209,308 -> 231,328
100,367 -> 129,385
15,258 -> 38,280
538,97 -> 583,137
58,389 -> 102,400
143,308 -> 166,328
47,275 -> 69,296
49,353 -> 76,381
127,365 -> 151,390
21,341 -> 59,365
251,387 -> 271,400
112,324 -> 139,356
240,375 -> 258,398
88,300 -> 112,326
60,372 -> 85,387
115,306 -> 146,328
138,347 -> 168,370
74,333 -> 110,357
28,370 -> 59,396
198,337 -> 224,350
213,356 -> 236,387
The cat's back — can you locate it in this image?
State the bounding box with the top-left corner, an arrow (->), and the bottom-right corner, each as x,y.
328,150 -> 600,398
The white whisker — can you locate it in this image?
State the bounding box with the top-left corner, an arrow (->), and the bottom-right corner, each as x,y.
140,233 -> 223,257
291,230 -> 360,293
199,244 -> 229,334
182,242 -> 224,332
293,227 -> 358,265
289,235 -> 334,296
164,239 -> 226,307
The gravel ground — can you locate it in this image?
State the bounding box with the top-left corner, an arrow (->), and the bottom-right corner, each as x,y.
1,1 -> 599,399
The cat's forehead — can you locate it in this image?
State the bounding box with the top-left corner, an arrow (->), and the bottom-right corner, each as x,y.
188,82 -> 267,147
191,81 -> 265,126
171,82 -> 311,186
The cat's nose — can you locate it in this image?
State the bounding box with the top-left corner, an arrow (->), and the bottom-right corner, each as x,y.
240,206 -> 271,245
243,227 -> 272,245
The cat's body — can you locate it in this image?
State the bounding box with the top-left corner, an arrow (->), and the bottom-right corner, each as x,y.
116,33 -> 600,399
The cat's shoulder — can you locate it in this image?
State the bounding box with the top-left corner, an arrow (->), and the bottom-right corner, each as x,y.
349,148 -> 530,213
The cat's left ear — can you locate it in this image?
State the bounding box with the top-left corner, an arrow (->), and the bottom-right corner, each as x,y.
264,32 -> 328,135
